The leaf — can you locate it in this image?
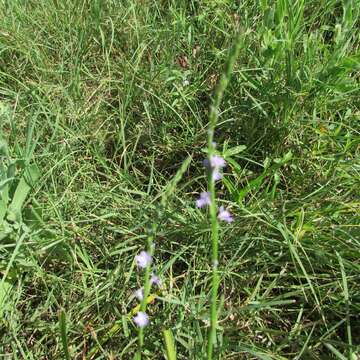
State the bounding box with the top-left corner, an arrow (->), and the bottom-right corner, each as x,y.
0,177 -> 14,192
235,342 -> 288,359
59,309 -> 71,360
237,172 -> 267,202
0,281 -> 12,318
0,197 -> 8,224
7,164 -> 40,222
163,329 -> 177,360
324,343 -> 348,360
224,145 -> 247,157
1,231 -> 27,285
0,220 -> 12,241
0,164 -> 10,214
122,315 -> 129,338
0,138 -> 9,157
222,177 -> 239,202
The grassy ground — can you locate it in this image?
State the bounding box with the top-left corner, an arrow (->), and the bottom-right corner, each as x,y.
1,0 -> 360,359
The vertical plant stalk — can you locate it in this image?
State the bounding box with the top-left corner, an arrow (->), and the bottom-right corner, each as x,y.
207,35 -> 242,360
136,225 -> 156,358
134,157 -> 191,359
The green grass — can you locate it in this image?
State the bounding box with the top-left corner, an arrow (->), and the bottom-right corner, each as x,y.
0,0 -> 360,358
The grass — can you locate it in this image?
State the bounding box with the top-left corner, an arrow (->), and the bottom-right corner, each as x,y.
0,0 -> 360,359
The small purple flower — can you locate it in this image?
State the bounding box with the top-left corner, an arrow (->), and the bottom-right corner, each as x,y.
196,192 -> 211,208
150,274 -> 161,286
134,288 -> 144,301
133,312 -> 149,328
203,156 -> 226,181
202,158 -> 210,168
218,206 -> 234,223
135,251 -> 152,269
212,169 -> 223,181
210,155 -> 226,168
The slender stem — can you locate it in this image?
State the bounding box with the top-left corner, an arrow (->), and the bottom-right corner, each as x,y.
206,142 -> 219,360
206,34 -> 242,360
137,226 -> 156,358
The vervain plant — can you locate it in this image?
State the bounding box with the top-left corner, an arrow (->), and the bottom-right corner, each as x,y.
133,229 -> 160,360
132,156 -> 192,359
200,34 -> 243,359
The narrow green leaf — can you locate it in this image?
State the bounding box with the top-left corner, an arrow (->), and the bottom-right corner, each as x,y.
7,164 -> 40,221
0,138 -> 8,157
237,172 -> 266,202
59,309 -> 71,360
224,145 -> 247,157
1,231 -> 27,285
163,329 -> 177,360
0,177 -> 14,191
336,251 -> 353,353
324,343 -> 348,360
0,281 -> 12,318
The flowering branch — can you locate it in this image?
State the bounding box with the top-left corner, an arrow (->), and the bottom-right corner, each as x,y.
199,34 -> 242,359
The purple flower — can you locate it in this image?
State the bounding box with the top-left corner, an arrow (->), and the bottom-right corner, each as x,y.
196,192 -> 211,208
150,274 -> 161,286
203,155 -> 226,170
212,169 -> 223,181
133,312 -> 149,328
134,288 -> 144,301
210,155 -> 226,168
218,206 -> 234,223
135,251 -> 152,269
202,158 -> 210,168
203,156 -> 226,181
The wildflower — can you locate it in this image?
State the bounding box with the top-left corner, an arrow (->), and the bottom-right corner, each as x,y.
133,312 -> 149,328
218,206 -> 233,223
212,169 -> 222,181
210,155 -> 226,168
150,274 -> 161,286
203,156 -> 226,181
202,158 -> 210,168
134,288 -> 144,301
135,251 -> 152,269
196,191 -> 211,208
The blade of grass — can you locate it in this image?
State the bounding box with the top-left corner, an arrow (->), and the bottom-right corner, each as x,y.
336,251 -> 353,357
59,309 -> 71,360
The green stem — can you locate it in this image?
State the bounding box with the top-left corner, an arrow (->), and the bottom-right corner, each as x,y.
206,34 -> 242,360
207,149 -> 219,360
137,226 -> 156,358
